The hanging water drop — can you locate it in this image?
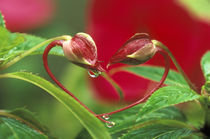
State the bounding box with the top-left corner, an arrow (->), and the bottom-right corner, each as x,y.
102,114 -> 110,120
106,121 -> 115,128
88,70 -> 101,78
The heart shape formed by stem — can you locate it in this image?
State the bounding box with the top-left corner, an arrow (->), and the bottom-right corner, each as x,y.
42,33 -> 170,124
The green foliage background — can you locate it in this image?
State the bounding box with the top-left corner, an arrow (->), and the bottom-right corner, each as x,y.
0,0 -> 95,138
0,0 -> 209,138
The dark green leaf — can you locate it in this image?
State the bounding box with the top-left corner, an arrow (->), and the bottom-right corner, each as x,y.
0,72 -> 111,139
0,12 -> 6,27
76,129 -> 92,139
0,111 -> 48,139
137,86 -> 200,121
119,66 -> 188,86
107,105 -> 143,134
109,105 -> 186,134
183,133 -> 205,139
120,122 -> 194,139
6,108 -> 54,137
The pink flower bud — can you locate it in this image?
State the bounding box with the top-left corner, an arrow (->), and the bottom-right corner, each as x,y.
108,33 -> 157,66
63,32 -> 104,71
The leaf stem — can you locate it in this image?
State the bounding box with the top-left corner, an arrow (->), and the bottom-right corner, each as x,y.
101,72 -> 124,100
96,49 -> 170,117
152,40 -> 198,92
0,35 -> 71,71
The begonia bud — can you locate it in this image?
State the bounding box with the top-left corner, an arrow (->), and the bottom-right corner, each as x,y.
109,33 -> 157,66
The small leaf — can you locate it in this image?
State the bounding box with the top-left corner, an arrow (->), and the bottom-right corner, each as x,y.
0,29 -> 64,70
204,81 -> 210,93
0,27 -> 24,58
0,12 -> 6,28
109,105 -> 187,134
201,51 -> 210,82
0,72 -> 111,139
0,110 -> 48,139
137,85 -> 200,121
6,108 -> 53,137
178,101 -> 205,129
20,34 -> 64,56
201,51 -> 210,93
120,122 -> 194,139
116,65 -> 188,86
177,0 -> 210,24
0,25 -> 69,70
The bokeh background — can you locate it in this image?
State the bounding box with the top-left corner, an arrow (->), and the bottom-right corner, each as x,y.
0,0 -> 97,138
0,0 -> 210,138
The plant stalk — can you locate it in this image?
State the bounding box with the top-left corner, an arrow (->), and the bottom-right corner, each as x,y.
152,40 -> 198,92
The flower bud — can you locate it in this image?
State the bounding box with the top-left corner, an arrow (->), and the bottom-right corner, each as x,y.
108,33 -> 157,66
63,32 -> 104,71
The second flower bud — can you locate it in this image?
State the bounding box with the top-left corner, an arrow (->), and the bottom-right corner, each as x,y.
108,33 -> 157,66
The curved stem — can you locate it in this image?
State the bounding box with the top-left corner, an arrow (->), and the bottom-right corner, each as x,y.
43,40 -> 113,124
96,49 -> 170,117
152,40 -> 197,92
43,41 -> 96,114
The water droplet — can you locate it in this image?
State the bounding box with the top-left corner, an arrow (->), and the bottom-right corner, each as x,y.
106,121 -> 115,128
102,114 -> 110,120
88,70 -> 101,78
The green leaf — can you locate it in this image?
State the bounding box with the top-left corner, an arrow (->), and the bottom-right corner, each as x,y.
201,51 -> 210,93
137,86 -> 200,121
178,101 -> 205,129
109,106 -> 187,134
177,0 -> 210,24
118,65 -> 188,86
0,12 -> 6,28
120,122 -> 194,139
201,51 -> 210,82
0,28 -> 66,70
5,108 -> 54,137
0,110 -> 48,139
203,81 -> 210,93
0,27 -> 25,58
0,72 -> 111,139
19,34 -> 64,56
184,133 -> 204,139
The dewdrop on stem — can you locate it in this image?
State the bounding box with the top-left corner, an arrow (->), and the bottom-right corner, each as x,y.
88,70 -> 102,78
106,121 -> 115,128
102,114 -> 110,120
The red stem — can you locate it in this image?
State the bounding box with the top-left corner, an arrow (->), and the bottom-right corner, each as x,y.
43,40 -> 170,124
96,49 -> 170,117
43,40 -> 112,124
43,41 -> 95,114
